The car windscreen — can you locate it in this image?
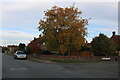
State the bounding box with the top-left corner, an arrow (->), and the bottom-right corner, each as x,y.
16,52 -> 25,54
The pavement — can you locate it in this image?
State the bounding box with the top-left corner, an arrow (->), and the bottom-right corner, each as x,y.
2,53 -> 118,78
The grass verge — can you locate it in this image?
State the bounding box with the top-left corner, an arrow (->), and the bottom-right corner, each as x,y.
28,58 -> 41,62
5,53 -> 13,56
49,60 -> 102,63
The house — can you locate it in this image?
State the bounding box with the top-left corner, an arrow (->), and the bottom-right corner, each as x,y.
111,31 -> 120,46
110,31 -> 120,56
7,45 -> 18,54
28,37 -> 46,54
1,46 -> 8,53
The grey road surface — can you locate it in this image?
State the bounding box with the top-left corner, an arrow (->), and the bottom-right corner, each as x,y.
2,53 -> 118,78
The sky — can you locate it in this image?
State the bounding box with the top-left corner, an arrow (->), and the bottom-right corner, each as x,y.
0,0 -> 119,46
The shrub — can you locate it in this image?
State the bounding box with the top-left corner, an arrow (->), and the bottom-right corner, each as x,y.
91,33 -> 117,56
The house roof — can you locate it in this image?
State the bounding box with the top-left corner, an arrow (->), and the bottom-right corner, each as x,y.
111,35 -> 120,46
7,45 -> 18,47
28,38 -> 44,46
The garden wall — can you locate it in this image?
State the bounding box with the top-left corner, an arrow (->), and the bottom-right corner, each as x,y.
71,51 -> 94,56
29,54 -> 118,61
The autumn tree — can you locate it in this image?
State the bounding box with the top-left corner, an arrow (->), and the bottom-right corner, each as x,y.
38,6 -> 88,55
91,33 -> 117,56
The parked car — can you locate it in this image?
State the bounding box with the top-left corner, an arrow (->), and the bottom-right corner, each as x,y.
14,51 -> 27,59
51,51 -> 58,54
40,50 -> 52,55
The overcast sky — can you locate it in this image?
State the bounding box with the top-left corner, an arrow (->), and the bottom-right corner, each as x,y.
0,0 -> 119,46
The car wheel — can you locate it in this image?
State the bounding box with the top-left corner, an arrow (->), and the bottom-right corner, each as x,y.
25,57 -> 27,59
14,56 -> 17,59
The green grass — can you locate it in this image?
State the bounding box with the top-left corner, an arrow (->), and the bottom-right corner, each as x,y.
49,60 -> 101,63
5,53 -> 13,56
28,58 -> 41,62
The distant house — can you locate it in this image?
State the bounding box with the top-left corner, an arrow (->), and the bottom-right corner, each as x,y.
1,46 -> 8,53
110,31 -> 120,56
7,45 -> 18,54
2,46 -> 5,53
28,38 -> 46,54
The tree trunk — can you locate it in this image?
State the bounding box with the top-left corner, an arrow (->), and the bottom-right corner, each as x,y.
68,51 -> 71,56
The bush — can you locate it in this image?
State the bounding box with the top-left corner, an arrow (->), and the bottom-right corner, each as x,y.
91,33 -> 117,56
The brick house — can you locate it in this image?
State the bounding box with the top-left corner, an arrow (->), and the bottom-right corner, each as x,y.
28,38 -> 46,54
110,31 -> 120,56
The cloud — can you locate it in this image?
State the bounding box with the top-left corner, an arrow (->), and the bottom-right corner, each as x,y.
76,2 -> 118,25
1,30 -> 38,45
2,2 -> 59,29
90,27 -> 117,33
2,2 -> 58,12
86,38 -> 92,43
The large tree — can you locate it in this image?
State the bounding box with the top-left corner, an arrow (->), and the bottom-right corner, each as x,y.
91,33 -> 117,56
38,6 -> 88,55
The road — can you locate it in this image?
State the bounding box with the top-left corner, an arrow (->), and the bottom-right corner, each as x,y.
2,53 -> 118,78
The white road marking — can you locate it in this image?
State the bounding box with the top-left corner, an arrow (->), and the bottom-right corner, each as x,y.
10,67 -> 28,71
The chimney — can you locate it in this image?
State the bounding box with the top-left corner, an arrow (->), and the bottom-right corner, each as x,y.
34,37 -> 37,40
112,31 -> 115,36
